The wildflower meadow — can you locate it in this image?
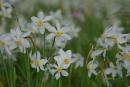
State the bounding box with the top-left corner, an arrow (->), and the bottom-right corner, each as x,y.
0,0 -> 130,87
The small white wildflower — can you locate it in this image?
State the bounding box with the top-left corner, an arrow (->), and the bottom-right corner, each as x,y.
10,28 -> 30,53
97,24 -> 124,48
45,21 -> 71,47
0,34 -> 13,55
54,49 -> 72,68
30,51 -> 48,72
50,54 -> 69,80
31,11 -> 52,34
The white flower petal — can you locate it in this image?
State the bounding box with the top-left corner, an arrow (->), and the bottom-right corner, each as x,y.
56,21 -> 61,31
36,51 -> 41,59
44,16 -> 52,22
46,33 -> 55,41
31,16 -> 39,22
44,23 -> 56,32
62,34 -> 71,40
38,11 -> 44,19
40,59 -> 48,65
55,73 -> 61,80
61,70 -> 69,76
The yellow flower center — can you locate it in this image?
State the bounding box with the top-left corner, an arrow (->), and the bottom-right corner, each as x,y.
55,32 -> 62,37
57,67 -> 63,73
16,40 -> 21,46
64,58 -> 69,64
125,55 -> 130,61
34,60 -> 40,65
0,40 -> 5,48
37,20 -> 43,27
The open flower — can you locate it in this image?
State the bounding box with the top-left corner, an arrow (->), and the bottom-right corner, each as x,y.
50,64 -> 69,80
50,53 -> 69,80
10,28 -> 30,53
31,11 -> 52,34
30,51 -> 48,72
45,21 -> 71,47
0,34 -> 13,55
97,24 -> 124,48
54,49 -> 72,68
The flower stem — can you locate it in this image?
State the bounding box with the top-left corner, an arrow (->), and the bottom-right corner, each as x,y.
58,79 -> 62,87
26,50 -> 31,87
86,45 -> 94,64
52,37 -> 56,48
68,65 -> 72,87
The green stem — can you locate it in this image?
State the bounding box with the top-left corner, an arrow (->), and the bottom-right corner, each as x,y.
58,79 -> 62,87
68,65 -> 72,87
1,52 -> 9,87
52,37 -> 56,48
35,72 -> 39,87
26,50 -> 31,87
44,33 -> 46,56
86,45 -> 93,64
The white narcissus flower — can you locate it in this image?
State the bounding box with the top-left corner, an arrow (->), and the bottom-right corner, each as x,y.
31,11 -> 52,34
45,21 -> 71,47
10,28 -> 30,53
0,2 -> 12,18
50,53 -> 69,80
101,24 -> 123,39
72,53 -> 84,68
105,62 -> 122,78
97,24 -> 123,48
0,34 -> 13,55
54,49 -> 72,68
87,61 -> 98,77
30,51 -> 48,72
50,64 -> 69,80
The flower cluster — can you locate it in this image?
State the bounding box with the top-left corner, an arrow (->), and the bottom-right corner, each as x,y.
88,21 -> 130,80
0,10 -> 84,80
